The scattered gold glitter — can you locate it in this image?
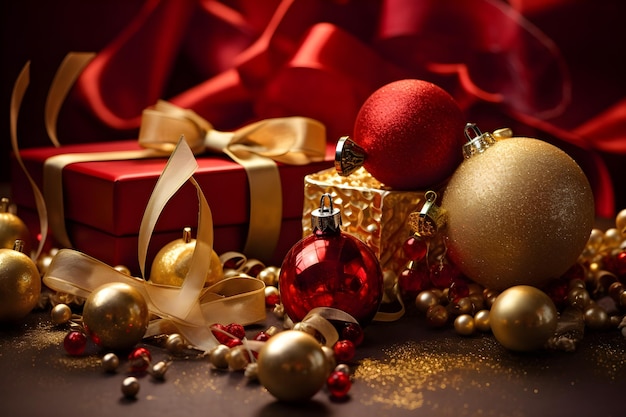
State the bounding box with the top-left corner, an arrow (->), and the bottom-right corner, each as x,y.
171,368 -> 222,395
354,338 -> 525,412
589,341 -> 626,380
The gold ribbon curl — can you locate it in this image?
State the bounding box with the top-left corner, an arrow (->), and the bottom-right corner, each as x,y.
44,138 -> 266,351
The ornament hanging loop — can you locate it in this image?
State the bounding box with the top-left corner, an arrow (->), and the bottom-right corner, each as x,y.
408,191 -> 446,238
462,123 -> 497,159
311,193 -> 342,234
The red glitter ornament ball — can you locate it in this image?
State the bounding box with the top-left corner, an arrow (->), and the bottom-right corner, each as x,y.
353,79 -> 465,189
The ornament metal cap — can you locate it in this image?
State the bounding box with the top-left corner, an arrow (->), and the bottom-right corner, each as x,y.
462,123 -> 497,159
311,193 -> 342,234
335,136 -> 366,176
407,191 -> 446,237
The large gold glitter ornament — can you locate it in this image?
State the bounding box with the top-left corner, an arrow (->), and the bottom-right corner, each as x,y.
442,124 -> 594,291
0,240 -> 41,321
82,282 -> 149,351
150,227 -> 223,287
0,198 -> 31,254
257,330 -> 330,402
489,285 -> 557,351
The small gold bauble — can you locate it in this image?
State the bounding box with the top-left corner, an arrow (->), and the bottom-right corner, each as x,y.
0,241 -> 41,321
257,330 -> 330,402
0,198 -> 31,254
50,303 -> 72,324
150,227 -> 223,287
474,309 -> 491,332
82,282 -> 149,351
490,285 -> 557,351
443,132 -> 594,291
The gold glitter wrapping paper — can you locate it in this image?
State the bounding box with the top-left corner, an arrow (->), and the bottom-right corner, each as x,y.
303,167 -> 425,274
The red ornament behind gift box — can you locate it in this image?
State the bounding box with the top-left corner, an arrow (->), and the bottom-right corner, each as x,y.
336,79 -> 466,189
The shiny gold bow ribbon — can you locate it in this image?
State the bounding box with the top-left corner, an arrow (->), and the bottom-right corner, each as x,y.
44,138 -> 266,351
12,53 -> 326,262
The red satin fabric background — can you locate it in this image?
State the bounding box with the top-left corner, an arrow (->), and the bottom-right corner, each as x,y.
2,0 -> 626,217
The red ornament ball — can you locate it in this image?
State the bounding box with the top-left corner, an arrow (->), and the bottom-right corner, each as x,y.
353,79 -> 466,189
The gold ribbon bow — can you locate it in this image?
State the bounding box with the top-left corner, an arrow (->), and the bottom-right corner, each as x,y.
136,100 -> 327,261
44,138 -> 266,351
12,53 -> 326,262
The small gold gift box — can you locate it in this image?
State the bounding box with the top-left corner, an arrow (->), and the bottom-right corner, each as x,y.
302,167 -> 426,274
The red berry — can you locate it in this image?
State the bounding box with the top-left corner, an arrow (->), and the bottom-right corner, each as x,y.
128,347 -> 152,373
226,323 -> 246,339
398,265 -> 431,299
403,236 -> 427,262
448,278 -> 469,303
333,340 -> 356,363
253,331 -> 271,342
341,323 -> 364,346
211,323 -> 231,344
225,338 -> 243,348
327,370 -> 351,398
265,293 -> 280,307
63,331 -> 87,356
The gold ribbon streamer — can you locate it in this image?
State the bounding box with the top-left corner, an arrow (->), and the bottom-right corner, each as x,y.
44,139 -> 266,351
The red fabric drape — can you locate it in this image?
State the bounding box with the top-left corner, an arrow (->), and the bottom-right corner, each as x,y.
52,0 -> 626,218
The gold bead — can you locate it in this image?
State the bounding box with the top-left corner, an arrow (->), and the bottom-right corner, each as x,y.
113,265 -> 131,275
619,291 -> 626,308
615,209 -> 626,236
474,309 -> 491,332
102,352 -> 120,372
415,290 -> 439,313
209,344 -> 230,369
227,345 -> 251,371
257,330 -> 329,402
426,304 -> 448,327
584,305 -> 609,330
151,360 -> 171,380
588,228 -> 605,248
490,285 -> 557,352
82,283 -> 149,351
258,267 -> 279,286
453,297 -> 474,315
50,303 -> 72,325
165,333 -> 185,354
121,376 -> 140,398
603,228 -> 622,249
454,314 -> 475,336
568,287 -> 591,310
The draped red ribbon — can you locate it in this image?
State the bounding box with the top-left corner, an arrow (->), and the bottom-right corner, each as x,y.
57,0 -> 625,218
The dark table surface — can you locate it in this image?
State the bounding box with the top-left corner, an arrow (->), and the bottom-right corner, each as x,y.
1,305 -> 625,417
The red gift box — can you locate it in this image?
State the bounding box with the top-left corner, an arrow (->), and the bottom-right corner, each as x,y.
11,140 -> 335,274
